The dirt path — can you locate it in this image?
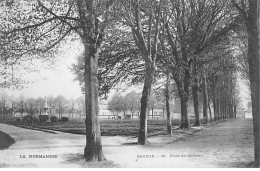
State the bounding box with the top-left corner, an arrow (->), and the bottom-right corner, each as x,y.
0,118 -> 254,168
103,118 -> 254,168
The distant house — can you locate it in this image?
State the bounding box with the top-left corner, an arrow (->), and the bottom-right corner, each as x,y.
13,112 -> 28,118
236,109 -> 246,118
99,104 -> 116,119
148,109 -> 165,119
78,104 -> 195,120
81,104 -> 166,119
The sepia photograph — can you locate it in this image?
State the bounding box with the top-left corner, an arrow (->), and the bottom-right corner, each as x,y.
0,0 -> 259,168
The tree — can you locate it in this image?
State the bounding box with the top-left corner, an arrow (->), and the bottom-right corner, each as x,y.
231,24 -> 251,91
71,26 -> 143,98
25,98 -> 38,116
0,0 -> 63,91
68,99 -> 75,118
76,95 -> 85,117
119,0 -> 163,144
107,93 -> 127,118
157,18 -> 173,133
202,73 -> 208,123
35,97 -> 44,114
16,95 -> 26,114
2,0 -> 116,161
125,91 -> 141,118
0,92 -> 10,120
164,68 -> 172,133
164,0 -> 238,129
47,95 -> 55,116
149,93 -> 157,118
55,95 -> 67,119
232,0 -> 260,167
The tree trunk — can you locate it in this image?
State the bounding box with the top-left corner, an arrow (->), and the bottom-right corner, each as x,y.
202,74 -> 208,124
83,43 -> 104,161
208,98 -> 212,122
224,97 -> 227,119
176,80 -> 190,129
213,96 -> 217,121
179,96 -> 190,129
138,64 -> 154,145
217,91 -> 221,120
221,95 -> 224,120
234,105 -> 237,118
165,68 -> 172,134
192,83 -> 200,126
247,0 -> 260,167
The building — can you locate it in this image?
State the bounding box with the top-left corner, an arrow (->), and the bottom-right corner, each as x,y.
98,104 -> 166,119
99,104 -> 116,119
148,109 -> 165,119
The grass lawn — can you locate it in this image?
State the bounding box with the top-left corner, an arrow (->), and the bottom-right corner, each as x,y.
0,131 -> 15,150
1,118 -> 195,136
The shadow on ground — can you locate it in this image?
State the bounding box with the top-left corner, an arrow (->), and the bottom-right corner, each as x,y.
61,153 -> 119,168
221,161 -> 254,168
0,131 -> 15,150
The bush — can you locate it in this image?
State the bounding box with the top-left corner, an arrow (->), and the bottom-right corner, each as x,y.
23,115 -> 31,122
16,118 -> 20,123
39,115 -> 49,122
50,116 -> 58,122
33,117 -> 39,123
60,117 -> 69,122
125,114 -> 131,119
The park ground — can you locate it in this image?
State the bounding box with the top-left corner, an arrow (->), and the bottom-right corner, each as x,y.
0,118 -> 254,168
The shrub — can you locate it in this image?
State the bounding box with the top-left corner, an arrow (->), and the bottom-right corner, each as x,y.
39,115 -> 49,122
50,116 -> 58,122
125,114 -> 131,119
16,118 -> 20,123
33,117 -> 39,123
23,115 -> 31,122
60,117 -> 69,122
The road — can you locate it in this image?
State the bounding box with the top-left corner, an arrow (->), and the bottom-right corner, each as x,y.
0,118 -> 254,168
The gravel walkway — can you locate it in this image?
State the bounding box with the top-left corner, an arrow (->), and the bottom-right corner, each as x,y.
0,118 -> 254,167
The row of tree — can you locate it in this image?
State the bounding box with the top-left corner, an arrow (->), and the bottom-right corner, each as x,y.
107,91 -> 171,118
1,0 -> 258,166
0,93 -> 85,119
71,0 -> 242,141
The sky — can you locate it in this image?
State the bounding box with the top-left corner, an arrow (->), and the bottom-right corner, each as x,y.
3,39 -> 250,108
6,40 -> 84,100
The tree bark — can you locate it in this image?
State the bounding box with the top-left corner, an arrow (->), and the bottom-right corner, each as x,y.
179,96 -> 190,129
83,43 -> 104,161
176,80 -> 190,129
234,105 -> 237,118
217,91 -> 221,120
202,74 -> 208,124
192,81 -> 200,126
138,64 -> 154,144
208,97 -> 212,122
247,0 -> 260,167
213,96 -> 217,121
77,0 -> 115,161
224,96 -> 227,119
165,68 -> 172,134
